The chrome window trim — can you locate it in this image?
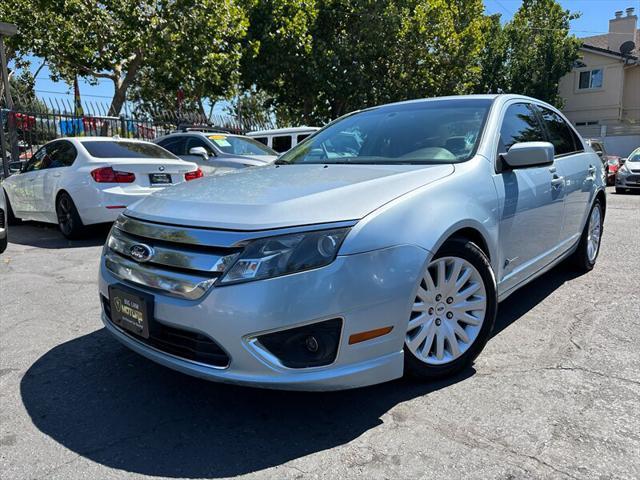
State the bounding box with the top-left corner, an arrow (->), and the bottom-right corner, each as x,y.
116,214 -> 357,248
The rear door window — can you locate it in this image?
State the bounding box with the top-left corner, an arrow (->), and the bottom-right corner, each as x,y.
156,137 -> 187,156
296,133 -> 311,143
48,141 -> 77,168
272,135 -> 293,152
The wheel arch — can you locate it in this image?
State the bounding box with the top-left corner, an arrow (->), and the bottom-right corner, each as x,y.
444,227 -> 491,261
595,188 -> 606,220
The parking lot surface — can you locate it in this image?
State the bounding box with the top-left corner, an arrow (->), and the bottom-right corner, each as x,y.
1,187 -> 639,480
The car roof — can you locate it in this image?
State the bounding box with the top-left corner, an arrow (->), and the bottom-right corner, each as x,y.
247,126 -> 320,136
159,131 -> 247,139
59,136 -> 154,144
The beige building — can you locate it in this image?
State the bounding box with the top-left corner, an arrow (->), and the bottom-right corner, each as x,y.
559,8 -> 640,156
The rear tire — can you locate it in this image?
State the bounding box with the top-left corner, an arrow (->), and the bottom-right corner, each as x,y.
4,190 -> 22,226
404,239 -> 497,380
570,199 -> 603,272
56,192 -> 85,239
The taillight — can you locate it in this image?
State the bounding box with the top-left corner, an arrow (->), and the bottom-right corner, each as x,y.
185,168 -> 203,181
91,167 -> 135,183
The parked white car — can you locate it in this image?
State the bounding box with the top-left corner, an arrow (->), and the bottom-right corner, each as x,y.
247,127 -> 320,153
0,187 -> 7,253
2,137 -> 201,238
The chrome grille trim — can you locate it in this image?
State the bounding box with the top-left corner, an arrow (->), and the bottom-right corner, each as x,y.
108,227 -> 236,273
104,251 -> 216,300
116,214 -> 357,248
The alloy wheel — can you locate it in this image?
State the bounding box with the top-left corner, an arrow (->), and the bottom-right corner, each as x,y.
406,256 -> 487,365
586,205 -> 602,263
57,196 -> 73,236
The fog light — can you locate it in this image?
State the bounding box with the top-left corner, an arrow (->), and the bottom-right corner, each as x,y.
257,318 -> 342,368
305,335 -> 319,352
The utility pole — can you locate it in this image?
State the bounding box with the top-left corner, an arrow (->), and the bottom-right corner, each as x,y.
0,22 -> 18,178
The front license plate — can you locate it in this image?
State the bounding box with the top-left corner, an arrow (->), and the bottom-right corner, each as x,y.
109,286 -> 153,339
149,173 -> 172,185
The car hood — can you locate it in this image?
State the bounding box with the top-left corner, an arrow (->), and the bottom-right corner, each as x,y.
125,163 -> 454,230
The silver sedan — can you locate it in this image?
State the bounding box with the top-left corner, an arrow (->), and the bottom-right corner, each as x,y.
99,94 -> 605,390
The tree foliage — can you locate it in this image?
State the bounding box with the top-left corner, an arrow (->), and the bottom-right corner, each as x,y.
502,0 -> 581,106
242,0 -> 490,124
1,0 -> 248,115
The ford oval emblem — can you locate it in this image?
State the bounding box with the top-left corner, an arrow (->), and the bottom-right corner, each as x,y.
129,243 -> 154,262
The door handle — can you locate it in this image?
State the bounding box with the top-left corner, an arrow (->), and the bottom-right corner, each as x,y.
548,166 -> 557,174
551,174 -> 565,189
52,172 -> 61,177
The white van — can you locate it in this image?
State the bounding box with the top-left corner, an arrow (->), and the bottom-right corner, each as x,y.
247,126 -> 320,153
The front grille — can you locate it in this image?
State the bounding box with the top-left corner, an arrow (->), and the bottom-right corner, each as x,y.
626,174 -> 640,183
102,295 -> 229,368
0,208 -> 4,229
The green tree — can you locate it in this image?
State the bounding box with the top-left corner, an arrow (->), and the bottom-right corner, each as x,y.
1,0 -> 247,116
502,0 -> 581,106
474,13 -> 508,94
242,0 -> 490,124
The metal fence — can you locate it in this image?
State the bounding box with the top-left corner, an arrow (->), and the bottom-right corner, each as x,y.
1,94 -> 275,178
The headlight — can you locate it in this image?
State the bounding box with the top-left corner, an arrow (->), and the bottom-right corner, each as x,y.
218,228 -> 350,285
619,164 -> 629,175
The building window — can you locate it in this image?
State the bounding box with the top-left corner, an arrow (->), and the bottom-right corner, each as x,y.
578,69 -> 603,89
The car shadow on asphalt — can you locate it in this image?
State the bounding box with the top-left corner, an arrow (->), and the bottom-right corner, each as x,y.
492,262 -> 581,338
7,222 -> 110,249
20,329 -> 474,478
19,263 -> 582,478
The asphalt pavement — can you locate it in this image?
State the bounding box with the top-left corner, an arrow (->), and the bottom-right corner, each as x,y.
1,187 -> 639,480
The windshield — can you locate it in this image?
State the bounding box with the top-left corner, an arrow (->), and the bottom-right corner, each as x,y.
627,148 -> 640,162
208,135 -> 276,156
83,141 -> 177,159
278,99 -> 492,165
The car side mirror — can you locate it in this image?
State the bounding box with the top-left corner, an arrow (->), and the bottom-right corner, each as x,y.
189,146 -> 209,159
501,142 -> 554,169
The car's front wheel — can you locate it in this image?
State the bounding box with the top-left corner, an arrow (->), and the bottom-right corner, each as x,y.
404,239 -> 497,380
56,192 -> 85,239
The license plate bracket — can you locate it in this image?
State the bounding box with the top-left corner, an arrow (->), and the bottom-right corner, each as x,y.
149,173 -> 172,185
108,285 -> 154,339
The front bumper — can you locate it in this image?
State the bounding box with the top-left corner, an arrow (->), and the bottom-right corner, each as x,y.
99,244 -> 429,390
616,173 -> 640,189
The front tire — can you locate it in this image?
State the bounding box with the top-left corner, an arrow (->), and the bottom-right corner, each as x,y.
0,234 -> 7,254
615,187 -> 625,194
56,192 -> 85,239
570,199 -> 603,272
404,239 -> 497,380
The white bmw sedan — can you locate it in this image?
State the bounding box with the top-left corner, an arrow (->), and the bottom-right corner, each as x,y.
2,137 -> 201,238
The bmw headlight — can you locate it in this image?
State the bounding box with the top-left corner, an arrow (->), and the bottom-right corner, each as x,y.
218,228 -> 350,285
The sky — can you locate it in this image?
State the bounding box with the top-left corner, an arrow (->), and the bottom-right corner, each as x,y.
14,0 -> 640,114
